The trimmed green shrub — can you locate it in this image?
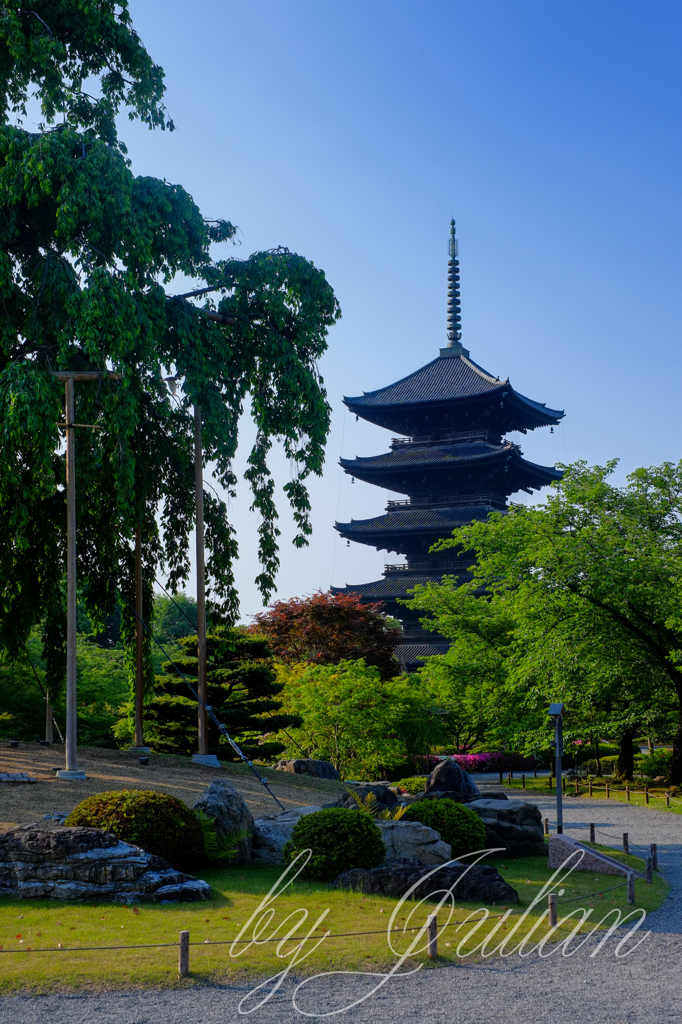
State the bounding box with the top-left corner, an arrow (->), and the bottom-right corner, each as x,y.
402,798 -> 486,857
65,789 -> 204,871
395,776 -> 427,795
283,808 -> 386,881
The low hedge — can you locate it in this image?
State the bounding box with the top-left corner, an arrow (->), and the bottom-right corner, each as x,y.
283,808 -> 386,881
65,789 -> 204,871
394,776 -> 427,795
403,798 -> 486,857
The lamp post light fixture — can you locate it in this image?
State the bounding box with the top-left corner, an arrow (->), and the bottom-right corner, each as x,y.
547,702 -> 565,834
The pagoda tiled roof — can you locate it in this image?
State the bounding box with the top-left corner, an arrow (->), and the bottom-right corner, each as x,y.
342,439 -> 512,469
335,505 -> 496,537
330,575 -> 466,600
346,354 -> 503,406
396,642 -> 450,667
343,352 -> 564,430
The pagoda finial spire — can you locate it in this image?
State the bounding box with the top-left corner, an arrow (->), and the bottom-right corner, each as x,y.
446,218 -> 462,346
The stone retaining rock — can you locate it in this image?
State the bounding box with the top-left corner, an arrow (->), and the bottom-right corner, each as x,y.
419,758 -> 481,804
0,823 -> 210,902
467,798 -> 545,856
275,759 -> 340,781
252,805 -> 323,864
333,860 -> 519,904
375,820 -> 452,865
193,778 -> 255,863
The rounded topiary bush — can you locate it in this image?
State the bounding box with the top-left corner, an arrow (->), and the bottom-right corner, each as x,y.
395,776 -> 427,795
403,798 -> 486,857
65,789 -> 204,871
282,808 -> 386,881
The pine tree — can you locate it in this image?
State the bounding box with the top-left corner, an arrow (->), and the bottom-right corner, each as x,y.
145,628 -> 299,759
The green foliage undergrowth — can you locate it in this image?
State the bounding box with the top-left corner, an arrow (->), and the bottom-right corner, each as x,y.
65,789 -> 204,872
283,808 -> 386,881
403,798 -> 486,857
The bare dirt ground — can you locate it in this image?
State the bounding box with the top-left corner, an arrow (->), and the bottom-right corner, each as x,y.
0,743 -> 346,828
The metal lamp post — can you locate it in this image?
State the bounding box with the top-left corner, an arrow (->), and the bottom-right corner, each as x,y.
547,702 -> 565,833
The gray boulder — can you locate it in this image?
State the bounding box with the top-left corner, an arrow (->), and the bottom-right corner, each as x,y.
376,820 -> 451,865
275,759 -> 340,781
193,778 -> 255,863
0,823 -> 210,903
420,759 -> 481,804
333,860 -> 519,904
467,798 -> 545,856
252,805 -> 322,864
327,783 -> 399,814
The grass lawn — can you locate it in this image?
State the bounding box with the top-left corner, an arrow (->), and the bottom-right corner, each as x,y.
503,776 -> 682,814
0,845 -> 667,993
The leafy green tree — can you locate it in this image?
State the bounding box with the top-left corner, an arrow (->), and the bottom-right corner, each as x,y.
0,2 -> 339,715
406,461 -> 682,781
153,593 -> 197,645
275,659 -> 444,779
145,627 -> 298,759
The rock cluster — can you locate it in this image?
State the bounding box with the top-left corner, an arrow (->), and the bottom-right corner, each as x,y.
275,759 -> 341,781
467,798 -> 545,856
333,860 -> 519,904
0,823 -> 210,902
252,805 -> 323,864
193,778 -> 255,863
419,758 -> 482,804
375,820 -> 451,865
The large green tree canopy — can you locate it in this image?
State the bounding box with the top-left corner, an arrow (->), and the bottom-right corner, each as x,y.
0,1 -> 340,694
406,461 -> 682,782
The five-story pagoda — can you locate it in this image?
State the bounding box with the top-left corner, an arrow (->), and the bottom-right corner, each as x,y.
332,221 -> 564,670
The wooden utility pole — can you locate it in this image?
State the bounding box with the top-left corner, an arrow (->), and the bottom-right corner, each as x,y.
133,523 -> 146,749
194,404 -> 208,756
52,370 -> 121,779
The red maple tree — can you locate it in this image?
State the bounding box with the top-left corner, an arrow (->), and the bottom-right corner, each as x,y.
252,591 -> 402,679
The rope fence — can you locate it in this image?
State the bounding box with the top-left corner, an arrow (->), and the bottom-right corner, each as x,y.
0,848 -> 657,967
504,773 -> 682,810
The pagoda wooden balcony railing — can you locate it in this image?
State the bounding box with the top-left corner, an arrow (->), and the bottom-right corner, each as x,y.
390,429 -> 503,448
383,559 -> 475,574
385,494 -> 507,511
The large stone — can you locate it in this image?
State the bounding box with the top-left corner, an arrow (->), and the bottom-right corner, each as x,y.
275,759 -> 340,781
0,823 -> 210,903
376,820 -> 452,865
252,805 -> 323,864
333,860 -> 519,904
548,834 -> 628,876
193,778 -> 255,863
327,783 -> 399,814
421,758 -> 481,804
467,798 -> 545,856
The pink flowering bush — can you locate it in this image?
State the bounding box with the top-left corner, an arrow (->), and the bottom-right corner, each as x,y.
416,752 -> 536,774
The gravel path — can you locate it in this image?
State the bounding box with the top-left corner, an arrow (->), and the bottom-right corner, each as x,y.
1,792 -> 680,1024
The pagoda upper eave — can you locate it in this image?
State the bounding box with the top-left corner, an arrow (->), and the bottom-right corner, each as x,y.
344,353 -> 564,435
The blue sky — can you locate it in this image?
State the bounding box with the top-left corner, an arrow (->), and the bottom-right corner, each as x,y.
122,0 -> 681,619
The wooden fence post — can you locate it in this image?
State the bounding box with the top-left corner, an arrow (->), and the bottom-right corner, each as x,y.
179,930 -> 190,977
627,873 -> 635,905
645,787 -> 649,805
499,771 -> 503,785
666,792 -> 670,808
645,857 -> 653,883
589,823 -> 595,843
548,893 -> 558,928
626,786 -> 630,802
522,774 -> 526,789
606,782 -> 610,799
588,780 -> 593,797
427,914 -> 438,958
544,817 -> 549,836
622,832 -> 629,855
651,843 -> 658,870
574,779 -> 579,795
